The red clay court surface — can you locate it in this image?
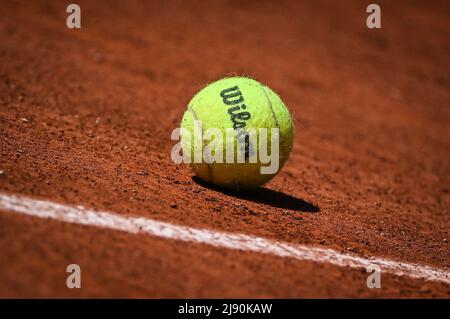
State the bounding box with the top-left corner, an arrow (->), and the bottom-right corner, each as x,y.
0,0 -> 449,298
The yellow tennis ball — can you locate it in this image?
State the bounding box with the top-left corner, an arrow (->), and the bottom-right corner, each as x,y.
180,77 -> 294,190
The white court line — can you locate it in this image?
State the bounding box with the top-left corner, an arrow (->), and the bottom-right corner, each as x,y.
0,192 -> 449,285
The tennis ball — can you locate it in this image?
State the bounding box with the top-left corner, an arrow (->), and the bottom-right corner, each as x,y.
180,77 -> 294,190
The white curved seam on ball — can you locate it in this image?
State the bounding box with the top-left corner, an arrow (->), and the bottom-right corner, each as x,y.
187,105 -> 214,182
